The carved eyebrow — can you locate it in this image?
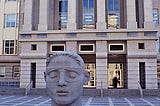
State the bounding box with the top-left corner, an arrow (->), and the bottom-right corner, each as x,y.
46,67 -> 83,75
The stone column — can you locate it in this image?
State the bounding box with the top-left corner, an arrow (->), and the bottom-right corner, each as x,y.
67,0 -> 77,30
126,0 -> 137,29
143,0 -> 155,29
66,41 -> 77,52
23,0 -> 32,31
96,41 -> 108,89
96,0 -> 106,30
38,0 -> 48,31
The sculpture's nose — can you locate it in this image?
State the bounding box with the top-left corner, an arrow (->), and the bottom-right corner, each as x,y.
58,72 -> 67,87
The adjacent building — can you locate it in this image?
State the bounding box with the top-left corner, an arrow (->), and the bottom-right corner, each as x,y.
0,0 -> 159,90
0,0 -> 20,87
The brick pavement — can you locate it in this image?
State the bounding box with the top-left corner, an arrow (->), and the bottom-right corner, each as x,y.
0,95 -> 160,106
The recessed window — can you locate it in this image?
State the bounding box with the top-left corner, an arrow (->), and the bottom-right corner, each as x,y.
12,66 -> 20,78
138,43 -> 145,49
31,44 -> 37,51
4,14 -> 16,27
3,40 -> 15,54
109,44 -> 124,52
6,0 -> 16,2
153,8 -> 159,25
0,67 -> 5,77
79,44 -> 95,52
50,44 -> 65,52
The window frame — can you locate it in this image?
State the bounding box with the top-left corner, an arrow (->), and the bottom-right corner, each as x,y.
4,14 -> 17,28
3,40 -> 16,55
0,67 -> 5,78
79,44 -> 95,53
109,44 -> 125,52
50,44 -> 66,52
153,8 -> 159,25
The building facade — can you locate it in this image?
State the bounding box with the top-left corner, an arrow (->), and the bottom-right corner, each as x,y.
0,0 -> 159,90
0,0 -> 20,87
152,0 -> 160,87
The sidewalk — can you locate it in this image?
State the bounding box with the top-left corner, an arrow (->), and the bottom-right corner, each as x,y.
0,95 -> 160,106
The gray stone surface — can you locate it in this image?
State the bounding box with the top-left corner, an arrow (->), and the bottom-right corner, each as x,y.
44,52 -> 89,106
0,95 -> 160,106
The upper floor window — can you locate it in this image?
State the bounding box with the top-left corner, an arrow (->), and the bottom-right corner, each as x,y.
59,0 -> 68,29
108,0 -> 120,29
153,8 -> 159,25
83,0 -> 95,29
5,14 -> 16,28
3,40 -> 16,54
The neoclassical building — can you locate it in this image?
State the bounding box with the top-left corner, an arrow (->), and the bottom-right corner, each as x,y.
0,0 -> 159,90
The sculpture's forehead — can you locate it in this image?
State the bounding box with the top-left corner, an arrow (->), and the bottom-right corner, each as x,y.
48,55 -> 80,68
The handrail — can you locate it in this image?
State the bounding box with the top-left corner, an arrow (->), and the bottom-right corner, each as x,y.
25,81 -> 32,96
138,81 -> 143,98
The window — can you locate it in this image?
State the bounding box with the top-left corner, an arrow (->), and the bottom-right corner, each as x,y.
31,44 -> 37,51
84,63 -> 96,87
12,66 -> 20,78
79,44 -> 95,52
3,40 -> 16,54
158,66 -> 160,79
138,43 -> 145,49
59,0 -> 68,29
50,44 -> 65,52
5,14 -> 16,27
83,0 -> 95,29
107,0 -> 120,29
109,44 -> 124,52
0,67 -> 5,77
153,8 -> 159,25
6,0 -> 16,2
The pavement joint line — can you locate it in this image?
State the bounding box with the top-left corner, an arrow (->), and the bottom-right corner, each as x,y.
12,96 -> 43,106
34,98 -> 51,106
0,96 -> 14,100
84,97 -> 93,106
0,96 -> 27,104
124,98 -> 135,106
141,98 -> 155,106
108,97 -> 114,106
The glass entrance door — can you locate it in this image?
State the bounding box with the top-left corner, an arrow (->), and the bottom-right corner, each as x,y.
108,63 -> 124,88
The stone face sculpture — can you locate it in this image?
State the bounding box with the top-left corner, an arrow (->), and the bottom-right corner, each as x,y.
45,52 -> 89,106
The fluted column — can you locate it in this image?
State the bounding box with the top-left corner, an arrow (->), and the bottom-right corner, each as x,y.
23,0 -> 32,31
38,0 -> 48,31
143,0 -> 155,29
96,0 -> 106,30
126,0 -> 137,29
67,0 -> 77,30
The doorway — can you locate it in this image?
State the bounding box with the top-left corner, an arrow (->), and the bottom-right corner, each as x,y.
108,63 -> 124,88
31,63 -> 36,88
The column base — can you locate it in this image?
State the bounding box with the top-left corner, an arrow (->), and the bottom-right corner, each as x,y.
144,22 -> 155,29
67,23 -> 77,30
38,24 -> 48,31
22,24 -> 32,31
96,22 -> 107,30
127,21 -> 137,29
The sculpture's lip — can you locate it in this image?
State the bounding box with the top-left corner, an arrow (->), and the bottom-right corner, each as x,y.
56,91 -> 69,96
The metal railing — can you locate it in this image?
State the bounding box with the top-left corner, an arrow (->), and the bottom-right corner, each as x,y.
25,81 -> 32,96
138,81 -> 143,98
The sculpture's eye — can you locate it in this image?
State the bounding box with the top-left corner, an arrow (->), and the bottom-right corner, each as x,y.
49,71 -> 57,79
67,71 -> 79,79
